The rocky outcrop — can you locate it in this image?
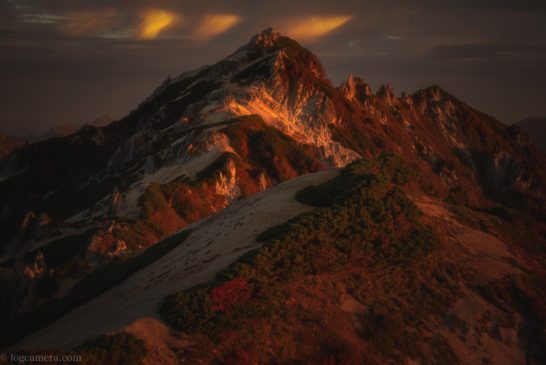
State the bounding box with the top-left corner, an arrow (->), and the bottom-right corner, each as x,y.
9,252 -> 50,317
213,157 -> 241,203
339,75 -> 373,105
376,84 -> 397,106
86,231 -> 128,267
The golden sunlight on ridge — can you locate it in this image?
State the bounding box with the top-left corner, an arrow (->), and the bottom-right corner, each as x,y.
287,16 -> 352,40
192,14 -> 240,39
138,9 -> 179,40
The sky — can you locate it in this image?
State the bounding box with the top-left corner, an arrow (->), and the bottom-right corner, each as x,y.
1,0 -> 545,135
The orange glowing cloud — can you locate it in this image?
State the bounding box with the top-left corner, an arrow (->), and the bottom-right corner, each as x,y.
286,16 -> 352,40
192,14 -> 240,39
138,9 -> 180,40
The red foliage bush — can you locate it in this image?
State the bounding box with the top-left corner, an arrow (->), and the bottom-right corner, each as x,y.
210,278 -> 251,312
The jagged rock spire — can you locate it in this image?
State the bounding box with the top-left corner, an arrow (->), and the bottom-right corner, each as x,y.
339,75 -> 373,103
377,84 -> 397,105
247,28 -> 282,49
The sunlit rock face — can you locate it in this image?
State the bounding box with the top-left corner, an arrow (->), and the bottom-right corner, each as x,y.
80,28 -> 365,239
339,75 -> 373,105
0,30 -> 341,263
132,27 -> 361,169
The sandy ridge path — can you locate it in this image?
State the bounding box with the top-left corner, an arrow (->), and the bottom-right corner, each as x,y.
15,170 -> 338,350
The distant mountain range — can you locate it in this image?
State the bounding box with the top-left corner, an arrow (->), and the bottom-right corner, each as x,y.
1,29 -> 544,364
515,117 -> 546,152
0,116 -> 112,157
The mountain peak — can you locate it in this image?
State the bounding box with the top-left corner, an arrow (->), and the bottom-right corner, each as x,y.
247,28 -> 282,49
229,28 -> 325,79
414,85 -> 451,102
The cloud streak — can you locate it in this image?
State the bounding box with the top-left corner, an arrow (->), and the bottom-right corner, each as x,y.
192,14 -> 240,40
137,9 -> 180,40
285,16 -> 352,40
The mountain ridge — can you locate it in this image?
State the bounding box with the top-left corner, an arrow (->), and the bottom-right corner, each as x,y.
0,116 -> 113,158
1,27 -> 543,263
0,29 -> 545,361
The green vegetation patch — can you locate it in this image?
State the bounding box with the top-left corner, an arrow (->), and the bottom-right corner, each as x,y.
159,154 -> 437,336
76,332 -> 148,365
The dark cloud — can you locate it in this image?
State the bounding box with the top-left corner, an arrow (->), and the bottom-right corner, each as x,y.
1,0 -> 546,134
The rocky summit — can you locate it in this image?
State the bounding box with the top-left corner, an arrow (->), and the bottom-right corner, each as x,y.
0,29 -> 545,364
